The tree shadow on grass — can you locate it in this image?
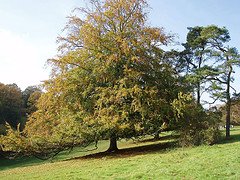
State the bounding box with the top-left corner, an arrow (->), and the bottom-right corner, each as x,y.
217,133 -> 240,145
68,140 -> 177,161
137,134 -> 179,143
217,128 -> 240,145
0,156 -> 43,171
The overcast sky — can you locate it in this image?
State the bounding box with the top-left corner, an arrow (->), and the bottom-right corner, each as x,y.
0,0 -> 240,93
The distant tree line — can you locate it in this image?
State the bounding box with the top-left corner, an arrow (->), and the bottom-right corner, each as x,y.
0,83 -> 42,133
220,94 -> 240,126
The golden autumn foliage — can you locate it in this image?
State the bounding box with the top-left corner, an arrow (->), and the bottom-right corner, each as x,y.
1,0 -> 180,156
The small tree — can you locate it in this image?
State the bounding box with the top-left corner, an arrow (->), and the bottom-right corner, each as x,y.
172,92 -> 221,146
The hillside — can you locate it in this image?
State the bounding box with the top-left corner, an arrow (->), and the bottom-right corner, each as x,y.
0,128 -> 240,179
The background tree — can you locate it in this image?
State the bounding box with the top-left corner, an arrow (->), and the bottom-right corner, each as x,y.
181,25 -> 240,139
220,95 -> 240,125
182,27 -> 209,105
22,86 -> 42,115
201,25 -> 240,139
0,83 -> 22,128
181,26 -> 222,105
26,91 -> 42,115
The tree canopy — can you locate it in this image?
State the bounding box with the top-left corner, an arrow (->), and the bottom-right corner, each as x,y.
30,0 -> 180,152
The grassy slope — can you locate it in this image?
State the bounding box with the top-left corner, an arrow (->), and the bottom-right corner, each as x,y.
0,129 -> 240,180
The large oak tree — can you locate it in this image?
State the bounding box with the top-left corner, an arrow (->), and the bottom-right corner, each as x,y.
44,0 -> 176,151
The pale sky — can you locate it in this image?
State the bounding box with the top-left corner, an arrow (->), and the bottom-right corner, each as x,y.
0,0 -> 240,94
0,0 -> 83,90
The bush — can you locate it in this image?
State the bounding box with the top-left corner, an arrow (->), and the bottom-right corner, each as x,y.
172,93 -> 222,147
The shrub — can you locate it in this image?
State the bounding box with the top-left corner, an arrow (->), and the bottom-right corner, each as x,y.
172,93 -> 221,146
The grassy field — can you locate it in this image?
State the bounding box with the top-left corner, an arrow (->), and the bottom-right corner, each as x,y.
0,128 -> 240,179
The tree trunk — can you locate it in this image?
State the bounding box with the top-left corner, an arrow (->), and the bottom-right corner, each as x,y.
197,82 -> 201,105
154,129 -> 161,140
154,132 -> 160,140
225,99 -> 231,139
225,57 -> 232,140
107,133 -> 118,152
197,55 -> 202,105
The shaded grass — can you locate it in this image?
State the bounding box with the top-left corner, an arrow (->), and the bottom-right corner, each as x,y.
72,140 -> 176,160
0,128 -> 240,179
0,131 -> 175,171
218,127 -> 240,144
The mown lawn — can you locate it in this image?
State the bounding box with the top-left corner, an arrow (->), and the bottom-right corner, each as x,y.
0,128 -> 240,179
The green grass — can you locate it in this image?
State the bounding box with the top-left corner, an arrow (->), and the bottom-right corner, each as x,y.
0,131 -> 175,170
0,129 -> 240,179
